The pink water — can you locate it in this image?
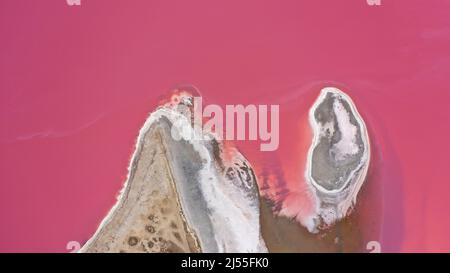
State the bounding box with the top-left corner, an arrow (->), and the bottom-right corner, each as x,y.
1,0 -> 450,252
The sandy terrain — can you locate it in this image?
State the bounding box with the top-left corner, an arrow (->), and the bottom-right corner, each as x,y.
80,121 -> 200,253
81,94 -> 266,253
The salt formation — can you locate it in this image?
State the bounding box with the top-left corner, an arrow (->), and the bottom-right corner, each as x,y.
80,92 -> 267,253
306,87 -> 370,231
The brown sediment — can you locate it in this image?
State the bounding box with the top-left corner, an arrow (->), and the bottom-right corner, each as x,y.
259,159 -> 381,253
260,197 -> 365,252
80,122 -> 200,253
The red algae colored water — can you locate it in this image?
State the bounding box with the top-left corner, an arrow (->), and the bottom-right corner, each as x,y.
1,1 -> 450,252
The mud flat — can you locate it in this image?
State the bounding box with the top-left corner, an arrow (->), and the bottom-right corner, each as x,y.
80,93 -> 266,253
306,87 -> 370,230
260,198 -> 365,252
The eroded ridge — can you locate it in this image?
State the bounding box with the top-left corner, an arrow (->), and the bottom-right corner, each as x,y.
306,87 -> 370,230
81,92 -> 267,253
